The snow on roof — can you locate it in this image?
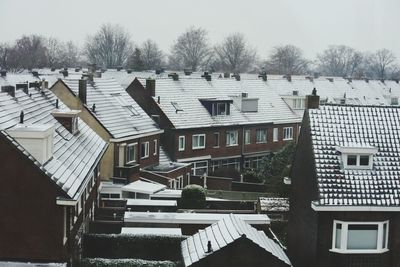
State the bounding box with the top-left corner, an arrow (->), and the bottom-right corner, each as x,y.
126,199 -> 177,207
121,227 -> 182,235
0,262 -> 66,267
151,189 -> 182,198
258,197 -> 289,212
137,78 -> 301,129
122,180 -> 166,195
181,214 -> 291,267
0,88 -> 106,199
62,77 -> 161,139
124,211 -> 270,225
309,105 -> 400,207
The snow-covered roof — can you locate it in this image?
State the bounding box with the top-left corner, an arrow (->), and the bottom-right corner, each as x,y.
121,180 -> 166,195
151,189 -> 182,198
124,211 -> 270,225
137,77 -> 301,129
258,197 -> 289,212
181,214 -> 291,267
126,199 -> 177,207
62,77 -> 161,139
309,104 -> 400,207
121,227 -> 182,235
0,87 -> 107,200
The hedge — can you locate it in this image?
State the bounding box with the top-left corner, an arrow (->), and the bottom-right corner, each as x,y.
83,234 -> 187,261
78,258 -> 182,267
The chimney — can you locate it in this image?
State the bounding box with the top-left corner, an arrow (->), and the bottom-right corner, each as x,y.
52,110 -> 80,135
201,72 -> 212,81
127,69 -> 132,74
7,123 -> 55,165
233,74 -> 240,81
32,71 -> 39,78
223,72 -> 230,78
16,83 -> 29,94
258,72 -> 267,81
50,67 -> 56,72
306,76 -> 314,82
285,74 -> 292,82
305,88 -> 320,109
60,70 -> 68,77
365,78 -> 369,83
95,71 -> 102,78
146,78 -> 156,97
116,66 -> 123,71
1,85 -> 16,97
327,78 -> 334,82
88,63 -> 96,75
0,70 -> 7,77
78,79 -> 87,104
313,72 -> 320,79
184,69 -> 192,76
75,67 -> 81,72
168,73 -> 179,81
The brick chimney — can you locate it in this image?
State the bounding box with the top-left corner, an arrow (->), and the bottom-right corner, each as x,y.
0,70 -> 6,77
168,73 -> 179,81
146,78 -> 156,97
305,88 -> 320,109
78,79 -> 87,104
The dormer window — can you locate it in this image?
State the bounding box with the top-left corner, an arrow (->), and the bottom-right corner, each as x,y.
336,145 -> 378,170
51,110 -> 81,135
199,98 -> 232,116
213,102 -> 228,116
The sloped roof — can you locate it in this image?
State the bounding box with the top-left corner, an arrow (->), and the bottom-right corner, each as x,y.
62,78 -> 161,139
309,104 -> 400,207
181,214 -> 291,266
0,87 -> 107,199
137,78 -> 301,129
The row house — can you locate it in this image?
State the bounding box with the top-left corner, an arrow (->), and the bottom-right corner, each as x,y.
50,76 -> 163,182
126,74 -> 302,175
289,97 -> 400,267
0,84 -> 107,263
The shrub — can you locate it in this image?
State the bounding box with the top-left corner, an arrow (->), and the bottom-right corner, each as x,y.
179,184 -> 206,209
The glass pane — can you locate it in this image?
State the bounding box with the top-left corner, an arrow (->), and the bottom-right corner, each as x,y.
360,155 -> 369,166
335,224 -> 342,249
347,224 -> 378,250
347,155 -> 357,165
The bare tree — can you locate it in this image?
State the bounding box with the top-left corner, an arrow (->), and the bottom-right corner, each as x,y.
127,47 -> 145,71
264,45 -> 309,75
214,33 -> 257,73
46,37 -> 65,69
8,35 -> 48,71
84,23 -> 133,68
62,41 -> 80,67
0,43 -> 11,69
170,27 -> 212,71
365,49 -> 396,79
317,45 -> 363,77
139,39 -> 164,70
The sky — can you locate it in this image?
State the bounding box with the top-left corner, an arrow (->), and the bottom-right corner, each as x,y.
0,0 -> 399,60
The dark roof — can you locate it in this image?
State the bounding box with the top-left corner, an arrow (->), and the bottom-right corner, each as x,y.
181,214 -> 291,266
309,104 -> 400,206
0,87 -> 107,199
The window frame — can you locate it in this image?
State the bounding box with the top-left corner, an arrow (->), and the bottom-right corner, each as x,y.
178,136 -> 185,151
343,154 -> 373,170
153,139 -> 158,155
226,130 -> 239,147
140,142 -> 149,159
192,134 -> 206,150
331,220 -> 389,254
273,128 -> 279,142
256,129 -> 267,144
283,127 -> 293,140
244,130 -> 251,145
126,143 -> 137,164
213,132 -> 220,148
192,161 -> 208,176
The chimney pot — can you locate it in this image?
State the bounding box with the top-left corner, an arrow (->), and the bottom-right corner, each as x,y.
78,79 -> 87,104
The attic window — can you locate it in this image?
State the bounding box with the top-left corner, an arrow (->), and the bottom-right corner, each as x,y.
212,102 -> 229,116
336,145 -> 378,170
124,105 -> 139,116
171,102 -> 183,113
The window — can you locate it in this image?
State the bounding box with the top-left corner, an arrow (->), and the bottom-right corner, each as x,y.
332,220 -> 389,253
273,128 -> 279,142
293,98 -> 304,109
226,131 -> 238,146
192,134 -> 206,149
360,155 -> 369,166
347,155 -> 357,165
192,161 -> 208,176
256,129 -> 267,143
212,102 -> 230,116
345,154 -> 373,169
283,127 -> 293,140
178,136 -> 185,151
244,130 -> 251,145
126,144 -> 137,164
213,132 -> 220,147
153,140 -> 158,155
141,142 -> 149,158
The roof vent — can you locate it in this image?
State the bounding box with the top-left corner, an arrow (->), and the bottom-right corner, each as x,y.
207,241 -> 213,253
7,123 -> 55,165
292,90 -> 298,96
168,73 -> 179,81
201,72 -> 212,81
51,110 -> 81,135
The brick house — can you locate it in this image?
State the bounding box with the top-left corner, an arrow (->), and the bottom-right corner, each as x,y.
0,85 -> 107,263
289,102 -> 400,267
126,75 -> 302,176
50,76 -> 164,183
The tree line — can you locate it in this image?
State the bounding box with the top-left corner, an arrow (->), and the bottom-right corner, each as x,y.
0,23 -> 398,80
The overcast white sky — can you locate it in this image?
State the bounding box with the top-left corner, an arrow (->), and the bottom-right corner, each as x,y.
0,0 -> 399,59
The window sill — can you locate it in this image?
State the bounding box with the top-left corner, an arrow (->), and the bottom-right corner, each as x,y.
141,156 -> 149,159
126,160 -> 137,165
213,146 -> 220,148
256,141 -> 267,144
192,147 -> 205,150
226,144 -> 238,147
178,149 -> 185,152
283,138 -> 293,141
329,248 -> 389,254
273,140 -> 279,142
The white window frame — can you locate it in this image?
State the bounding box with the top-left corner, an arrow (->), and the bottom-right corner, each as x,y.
192,134 -> 206,150
343,154 -> 373,170
126,143 -> 137,164
256,129 -> 267,144
192,161 -> 208,176
226,130 -> 239,147
213,132 -> 220,148
63,207 -> 68,244
292,98 -> 305,109
331,220 -> 389,254
273,128 -> 279,142
141,142 -> 149,159
178,136 -> 185,151
283,127 -> 293,140
244,130 -> 251,145
153,139 -> 158,155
